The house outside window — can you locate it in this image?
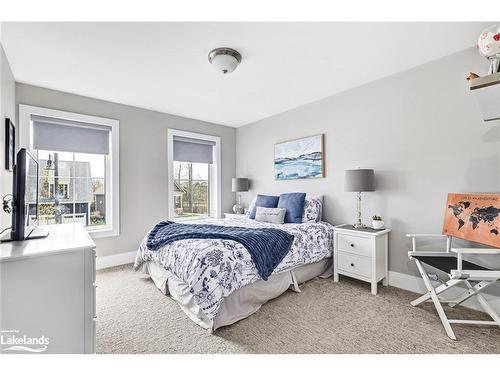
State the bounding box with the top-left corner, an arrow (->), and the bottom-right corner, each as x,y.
31,150 -> 106,227
20,105 -> 120,238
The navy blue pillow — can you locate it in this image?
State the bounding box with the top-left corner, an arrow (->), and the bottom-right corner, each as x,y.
249,194 -> 279,219
278,193 -> 306,223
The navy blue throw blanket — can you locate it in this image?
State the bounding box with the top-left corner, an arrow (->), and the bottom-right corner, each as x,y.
146,221 -> 294,280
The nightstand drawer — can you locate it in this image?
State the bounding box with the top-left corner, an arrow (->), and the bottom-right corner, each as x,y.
337,234 -> 372,257
337,252 -> 371,278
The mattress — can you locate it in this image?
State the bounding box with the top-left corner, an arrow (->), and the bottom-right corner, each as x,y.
134,217 -> 334,328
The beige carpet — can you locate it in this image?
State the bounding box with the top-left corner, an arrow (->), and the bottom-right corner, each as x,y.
96,264 -> 500,354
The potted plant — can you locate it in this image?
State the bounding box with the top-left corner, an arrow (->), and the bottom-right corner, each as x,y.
372,215 -> 385,229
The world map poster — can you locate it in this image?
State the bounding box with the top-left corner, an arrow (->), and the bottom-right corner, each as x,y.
442,193 -> 500,248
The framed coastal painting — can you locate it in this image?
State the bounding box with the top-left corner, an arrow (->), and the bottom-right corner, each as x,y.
442,193 -> 500,248
274,134 -> 325,180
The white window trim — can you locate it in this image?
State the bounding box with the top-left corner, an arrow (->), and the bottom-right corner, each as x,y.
167,129 -> 221,220
19,104 -> 120,238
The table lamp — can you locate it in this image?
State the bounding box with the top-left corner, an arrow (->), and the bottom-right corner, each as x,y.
232,178 -> 249,214
345,169 -> 374,228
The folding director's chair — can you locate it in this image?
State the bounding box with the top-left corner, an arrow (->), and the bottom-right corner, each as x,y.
407,233 -> 500,340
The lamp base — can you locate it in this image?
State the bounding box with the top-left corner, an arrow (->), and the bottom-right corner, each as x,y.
233,204 -> 244,214
353,192 -> 366,229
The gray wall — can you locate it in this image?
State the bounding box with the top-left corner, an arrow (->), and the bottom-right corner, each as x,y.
0,44 -> 16,230
236,47 -> 500,279
16,83 -> 236,257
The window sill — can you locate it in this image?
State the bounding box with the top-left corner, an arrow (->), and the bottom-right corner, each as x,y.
87,226 -> 119,239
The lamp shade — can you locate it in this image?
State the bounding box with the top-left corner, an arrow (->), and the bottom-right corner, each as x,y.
232,178 -> 249,192
344,169 -> 375,192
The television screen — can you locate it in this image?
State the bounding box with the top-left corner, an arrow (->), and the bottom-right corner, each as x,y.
10,149 -> 39,240
1,148 -> 48,242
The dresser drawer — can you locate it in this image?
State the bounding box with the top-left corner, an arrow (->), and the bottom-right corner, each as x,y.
337,234 -> 372,257
337,252 -> 372,278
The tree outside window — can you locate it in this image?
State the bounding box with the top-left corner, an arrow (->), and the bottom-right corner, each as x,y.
173,161 -> 210,220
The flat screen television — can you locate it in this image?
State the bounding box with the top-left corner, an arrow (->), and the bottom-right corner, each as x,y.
1,148 -> 49,241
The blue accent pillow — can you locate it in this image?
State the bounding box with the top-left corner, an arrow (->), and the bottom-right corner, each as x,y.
278,193 -> 306,223
249,194 -> 279,219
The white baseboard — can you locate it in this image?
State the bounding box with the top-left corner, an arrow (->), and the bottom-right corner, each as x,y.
96,251 -> 136,270
388,270 -> 500,314
388,271 -> 428,294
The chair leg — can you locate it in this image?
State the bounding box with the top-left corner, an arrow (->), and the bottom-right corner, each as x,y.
414,260 -> 457,340
411,279 -> 461,307
464,281 -> 500,327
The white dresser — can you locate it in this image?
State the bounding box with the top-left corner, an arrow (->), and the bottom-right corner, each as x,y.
333,224 -> 390,295
0,223 -> 96,354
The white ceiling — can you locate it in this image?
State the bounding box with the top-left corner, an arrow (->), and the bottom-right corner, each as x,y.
1,22 -> 489,127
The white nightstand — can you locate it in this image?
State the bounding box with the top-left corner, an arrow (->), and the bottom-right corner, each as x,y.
333,224 -> 390,295
224,213 -> 247,219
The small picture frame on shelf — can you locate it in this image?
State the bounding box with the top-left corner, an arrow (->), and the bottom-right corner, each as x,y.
5,118 -> 15,171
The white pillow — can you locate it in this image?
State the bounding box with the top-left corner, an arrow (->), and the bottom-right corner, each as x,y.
255,207 -> 286,224
302,195 -> 323,223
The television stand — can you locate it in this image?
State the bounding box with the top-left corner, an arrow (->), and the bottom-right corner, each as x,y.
0,226 -> 49,242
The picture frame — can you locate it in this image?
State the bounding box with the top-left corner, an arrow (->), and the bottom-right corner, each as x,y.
274,134 -> 325,180
442,192 -> 500,248
5,118 -> 15,171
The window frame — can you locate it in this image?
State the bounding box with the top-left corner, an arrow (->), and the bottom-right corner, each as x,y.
167,129 -> 221,220
19,104 -> 120,238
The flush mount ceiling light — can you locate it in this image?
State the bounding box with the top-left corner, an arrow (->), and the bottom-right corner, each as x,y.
208,47 -> 242,74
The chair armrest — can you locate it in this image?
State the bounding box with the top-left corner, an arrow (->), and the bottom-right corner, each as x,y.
406,234 -> 450,252
451,248 -> 500,255
451,269 -> 500,280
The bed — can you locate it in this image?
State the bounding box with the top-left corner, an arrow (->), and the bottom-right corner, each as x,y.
134,216 -> 334,331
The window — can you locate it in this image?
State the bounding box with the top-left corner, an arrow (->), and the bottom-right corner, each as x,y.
173,161 -> 210,219
20,105 -> 119,238
167,129 -> 221,220
36,150 -> 106,228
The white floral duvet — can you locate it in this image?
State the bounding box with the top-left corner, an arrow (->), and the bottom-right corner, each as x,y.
134,217 -> 334,320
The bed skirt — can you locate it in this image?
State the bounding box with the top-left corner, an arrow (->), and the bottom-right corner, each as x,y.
141,258 -> 332,331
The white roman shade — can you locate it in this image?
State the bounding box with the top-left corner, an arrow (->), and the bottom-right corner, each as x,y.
32,115 -> 111,155
173,136 -> 215,164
